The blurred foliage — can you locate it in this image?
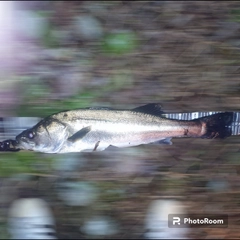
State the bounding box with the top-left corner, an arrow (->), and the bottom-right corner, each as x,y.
221,152 -> 240,164
102,32 -> 138,55
17,89 -> 97,117
107,69 -> 134,91
42,23 -> 60,48
0,152 -> 54,177
96,181 -> 126,203
24,81 -> 51,99
36,10 -> 60,48
0,222 -> 9,239
17,68 -> 134,117
230,9 -> 240,22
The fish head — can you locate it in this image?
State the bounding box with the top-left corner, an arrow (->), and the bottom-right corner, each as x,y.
15,117 -> 68,153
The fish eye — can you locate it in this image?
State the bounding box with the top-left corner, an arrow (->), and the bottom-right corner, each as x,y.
27,131 -> 35,139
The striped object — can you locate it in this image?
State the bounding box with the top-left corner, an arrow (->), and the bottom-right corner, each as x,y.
0,117 -> 40,141
164,112 -> 240,136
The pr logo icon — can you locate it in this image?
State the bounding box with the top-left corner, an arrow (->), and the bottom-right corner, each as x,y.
173,217 -> 181,225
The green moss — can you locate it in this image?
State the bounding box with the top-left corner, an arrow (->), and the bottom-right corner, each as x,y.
222,152 -> 240,164
95,182 -> 125,202
230,9 -> 240,22
102,32 -> 138,55
0,152 -> 54,177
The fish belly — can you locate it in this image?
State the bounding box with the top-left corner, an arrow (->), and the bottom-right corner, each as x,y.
57,121 -> 177,153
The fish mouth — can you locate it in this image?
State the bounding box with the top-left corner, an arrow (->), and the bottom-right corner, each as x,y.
15,136 -> 35,150
18,142 -> 35,150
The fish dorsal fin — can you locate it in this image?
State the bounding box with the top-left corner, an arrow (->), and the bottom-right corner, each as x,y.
132,103 -> 164,116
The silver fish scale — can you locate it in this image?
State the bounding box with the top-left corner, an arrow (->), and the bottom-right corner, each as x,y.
0,112 -> 239,141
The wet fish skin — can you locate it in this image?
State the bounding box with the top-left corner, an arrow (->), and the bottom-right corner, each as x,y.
14,104 -> 233,154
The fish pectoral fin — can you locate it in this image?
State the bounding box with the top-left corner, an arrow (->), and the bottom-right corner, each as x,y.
67,126 -> 91,143
132,103 -> 165,117
150,137 -> 172,145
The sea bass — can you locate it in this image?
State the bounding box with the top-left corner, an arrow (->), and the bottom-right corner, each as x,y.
13,104 -> 233,154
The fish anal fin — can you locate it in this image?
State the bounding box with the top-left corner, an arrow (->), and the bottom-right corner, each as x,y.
132,103 -> 164,116
68,126 -> 91,143
150,137 -> 172,145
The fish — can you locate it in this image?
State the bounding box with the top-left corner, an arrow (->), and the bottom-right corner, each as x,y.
12,103 -> 233,154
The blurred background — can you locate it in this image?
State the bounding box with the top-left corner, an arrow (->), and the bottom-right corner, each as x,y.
0,1 -> 240,239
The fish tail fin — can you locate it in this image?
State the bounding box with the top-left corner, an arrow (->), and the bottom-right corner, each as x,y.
199,112 -> 233,139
